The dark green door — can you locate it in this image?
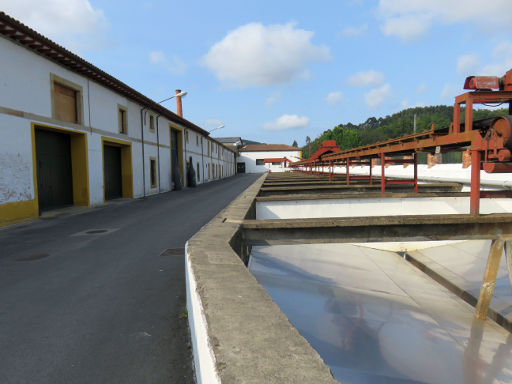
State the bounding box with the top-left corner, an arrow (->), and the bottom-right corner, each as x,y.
237,162 -> 246,173
35,129 -> 73,211
104,145 -> 122,200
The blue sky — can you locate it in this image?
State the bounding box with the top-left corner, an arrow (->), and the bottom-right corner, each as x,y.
2,0 -> 512,146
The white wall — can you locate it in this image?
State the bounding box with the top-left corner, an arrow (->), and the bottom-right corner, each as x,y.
239,150 -> 301,173
0,35 -> 235,213
257,196 -> 512,219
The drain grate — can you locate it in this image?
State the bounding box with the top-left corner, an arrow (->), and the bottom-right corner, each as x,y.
17,253 -> 50,262
160,248 -> 185,257
85,229 -> 108,234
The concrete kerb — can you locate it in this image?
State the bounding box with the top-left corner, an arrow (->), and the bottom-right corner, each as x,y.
185,174 -> 338,384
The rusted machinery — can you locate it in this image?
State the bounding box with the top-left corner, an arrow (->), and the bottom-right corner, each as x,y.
291,69 -> 512,214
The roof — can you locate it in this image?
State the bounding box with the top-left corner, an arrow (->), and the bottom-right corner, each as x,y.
240,144 -> 299,152
0,11 -> 234,154
263,158 -> 288,163
215,137 -> 243,144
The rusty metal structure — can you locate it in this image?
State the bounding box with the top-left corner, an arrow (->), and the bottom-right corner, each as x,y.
291,69 -> 512,214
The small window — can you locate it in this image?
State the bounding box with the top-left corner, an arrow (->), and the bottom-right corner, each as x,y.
150,158 -> 157,188
197,162 -> 200,181
118,106 -> 127,134
149,114 -> 155,132
185,130 -> 189,143
272,162 -> 281,165
196,134 -> 199,146
208,163 -> 210,179
256,159 -> 264,165
51,74 -> 83,124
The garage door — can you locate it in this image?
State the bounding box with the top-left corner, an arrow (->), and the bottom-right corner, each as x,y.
104,144 -> 122,200
35,129 -> 73,210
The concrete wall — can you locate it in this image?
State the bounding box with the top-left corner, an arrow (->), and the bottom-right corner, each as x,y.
238,150 -> 301,173
257,196 -> 512,219
0,35 -> 235,225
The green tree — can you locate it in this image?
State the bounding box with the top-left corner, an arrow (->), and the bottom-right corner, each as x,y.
292,140 -> 298,148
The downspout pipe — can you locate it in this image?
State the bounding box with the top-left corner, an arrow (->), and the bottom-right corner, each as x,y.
201,137 -> 205,183
156,114 -> 161,193
140,107 -> 147,197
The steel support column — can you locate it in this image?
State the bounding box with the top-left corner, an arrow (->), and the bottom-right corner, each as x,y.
413,153 -> 418,193
380,153 -> 385,193
346,158 -> 350,185
369,160 -> 373,185
506,241 -> 512,295
475,238 -> 504,320
470,150 -> 481,215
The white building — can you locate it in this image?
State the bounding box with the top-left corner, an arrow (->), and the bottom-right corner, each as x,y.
0,12 -> 235,226
238,144 -> 302,173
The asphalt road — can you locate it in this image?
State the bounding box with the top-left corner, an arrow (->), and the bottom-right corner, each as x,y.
0,173 -> 260,384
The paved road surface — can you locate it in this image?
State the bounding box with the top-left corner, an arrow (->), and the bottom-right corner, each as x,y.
0,173 -> 259,384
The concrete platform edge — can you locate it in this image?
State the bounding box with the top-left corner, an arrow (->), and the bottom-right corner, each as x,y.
185,173 -> 338,384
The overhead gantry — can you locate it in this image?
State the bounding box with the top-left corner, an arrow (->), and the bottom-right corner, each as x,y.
291,69 -> 512,214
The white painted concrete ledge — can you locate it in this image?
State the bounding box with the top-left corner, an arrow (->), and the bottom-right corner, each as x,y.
185,241 -> 221,384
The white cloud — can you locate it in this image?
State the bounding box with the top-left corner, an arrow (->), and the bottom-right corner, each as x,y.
348,70 -> 385,87
401,100 -> 409,108
0,0 -> 108,51
381,14 -> 431,42
339,23 -> 368,37
364,84 -> 391,108
265,91 -> 281,106
204,119 -> 223,128
457,54 -> 480,75
416,83 -> 428,94
262,114 -> 310,131
149,51 -> 186,75
482,42 -> 512,75
440,83 -> 459,100
326,91 -> 343,105
202,22 -> 331,87
378,0 -> 512,41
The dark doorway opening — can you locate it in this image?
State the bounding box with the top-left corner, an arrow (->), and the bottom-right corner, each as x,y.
104,144 -> 122,200
35,129 -> 73,211
237,162 -> 246,173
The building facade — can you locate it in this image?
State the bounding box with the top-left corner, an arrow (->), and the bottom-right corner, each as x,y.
238,144 -> 301,173
0,12 -> 235,226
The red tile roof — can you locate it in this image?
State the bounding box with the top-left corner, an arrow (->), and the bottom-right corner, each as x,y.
240,144 -> 299,152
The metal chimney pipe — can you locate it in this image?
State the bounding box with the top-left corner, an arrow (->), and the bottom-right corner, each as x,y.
175,89 -> 183,117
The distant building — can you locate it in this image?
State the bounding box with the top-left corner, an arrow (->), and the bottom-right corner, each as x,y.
238,144 -> 301,173
215,137 -> 244,153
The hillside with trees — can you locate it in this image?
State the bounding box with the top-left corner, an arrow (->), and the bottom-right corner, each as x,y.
301,106 -> 508,161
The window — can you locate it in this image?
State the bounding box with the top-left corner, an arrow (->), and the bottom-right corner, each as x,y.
196,134 -> 199,146
118,106 -> 127,134
197,162 -> 200,181
208,163 -> 210,179
272,162 -> 281,165
208,141 -> 210,156
185,130 -> 189,143
149,114 -> 155,132
150,158 -> 157,188
256,159 -> 264,165
51,74 -> 83,124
